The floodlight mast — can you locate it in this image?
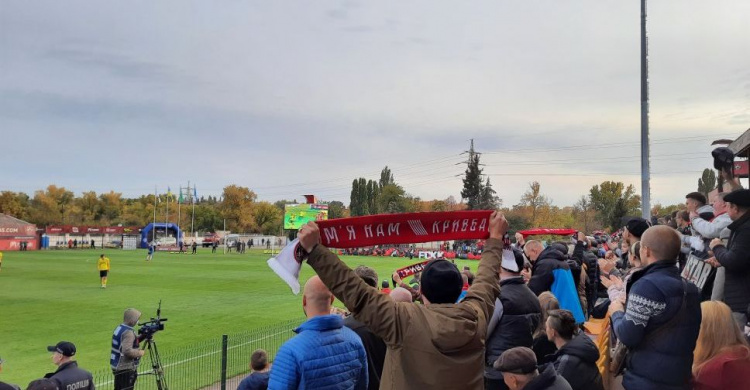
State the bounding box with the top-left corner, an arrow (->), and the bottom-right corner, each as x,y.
640,0 -> 651,221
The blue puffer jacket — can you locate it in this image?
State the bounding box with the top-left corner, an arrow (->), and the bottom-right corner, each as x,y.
611,260 -> 702,390
268,315 -> 368,390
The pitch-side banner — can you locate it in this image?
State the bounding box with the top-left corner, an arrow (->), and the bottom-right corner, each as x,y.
315,210 -> 493,249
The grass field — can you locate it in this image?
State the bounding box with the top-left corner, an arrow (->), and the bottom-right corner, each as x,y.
0,247 -> 478,386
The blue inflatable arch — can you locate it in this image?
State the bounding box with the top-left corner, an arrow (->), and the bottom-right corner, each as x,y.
140,223 -> 183,248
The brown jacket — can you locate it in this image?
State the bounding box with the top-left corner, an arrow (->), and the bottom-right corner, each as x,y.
307,238 -> 503,390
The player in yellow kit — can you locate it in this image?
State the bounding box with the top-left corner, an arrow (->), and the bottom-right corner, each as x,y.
97,254 -> 110,288
0,250 -> 3,272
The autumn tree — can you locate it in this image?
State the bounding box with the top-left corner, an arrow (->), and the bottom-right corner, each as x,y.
254,201 -> 283,235
589,181 -> 641,230
518,181 -> 551,226
219,185 -> 258,232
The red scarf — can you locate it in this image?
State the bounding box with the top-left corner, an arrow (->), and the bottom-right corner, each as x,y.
317,210 -> 493,248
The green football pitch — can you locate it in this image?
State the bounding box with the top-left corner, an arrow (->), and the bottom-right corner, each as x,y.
0,248 -> 477,385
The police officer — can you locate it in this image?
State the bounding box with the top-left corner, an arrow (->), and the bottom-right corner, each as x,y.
112,309 -> 145,390
44,341 -> 94,390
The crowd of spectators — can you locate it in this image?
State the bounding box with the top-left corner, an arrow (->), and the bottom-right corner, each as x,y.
262,160 -> 750,389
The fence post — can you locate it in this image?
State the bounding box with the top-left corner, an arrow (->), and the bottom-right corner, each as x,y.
221,334 -> 228,390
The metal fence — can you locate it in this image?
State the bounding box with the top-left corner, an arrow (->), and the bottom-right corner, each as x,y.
92,318 -> 303,390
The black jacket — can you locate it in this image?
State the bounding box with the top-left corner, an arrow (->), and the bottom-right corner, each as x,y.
528,247 -> 569,296
713,211 -> 750,313
485,277 -> 542,380
546,334 -> 603,390
572,242 -> 600,310
525,364 -> 573,390
343,315 -> 385,390
44,361 -> 94,390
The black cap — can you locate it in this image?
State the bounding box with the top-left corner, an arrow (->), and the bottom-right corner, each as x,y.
724,189 -> 750,208
47,341 -> 76,357
686,192 -> 707,205
625,218 -> 650,239
712,147 -> 734,170
493,346 -> 538,374
420,259 -> 462,304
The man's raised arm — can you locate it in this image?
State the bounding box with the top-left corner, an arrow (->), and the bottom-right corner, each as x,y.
300,222 -> 404,345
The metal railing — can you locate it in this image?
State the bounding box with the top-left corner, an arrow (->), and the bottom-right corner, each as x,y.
93,318 -> 303,390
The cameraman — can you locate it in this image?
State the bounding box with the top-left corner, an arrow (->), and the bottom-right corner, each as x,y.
111,308 -> 145,390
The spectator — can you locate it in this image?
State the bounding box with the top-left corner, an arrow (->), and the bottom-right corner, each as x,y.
485,249 -> 542,390
610,226 -> 702,390
268,276 -> 367,390
692,301 -> 750,390
457,273 -> 470,302
688,192 -> 733,300
521,261 -> 532,284
463,266 -> 475,285
0,356 -> 21,390
380,280 -> 391,295
524,241 -> 585,324
43,342 -> 94,390
600,242 -> 642,314
572,233 -> 599,319
389,287 -> 412,303
686,192 -> 715,222
391,271 -> 421,303
24,379 -> 57,390
298,212 -> 508,389
617,241 -> 630,271
345,266 -> 386,390
191,241 -> 197,255
709,189 -> 750,328
543,310 -> 603,390
111,308 -> 145,390
237,349 -> 270,390
493,347 -> 571,390
533,292 -> 560,363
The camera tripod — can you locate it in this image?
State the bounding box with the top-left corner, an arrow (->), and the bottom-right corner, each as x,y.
141,337 -> 168,390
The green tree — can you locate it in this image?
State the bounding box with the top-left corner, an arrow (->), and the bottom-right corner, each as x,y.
478,177 -> 501,210
367,180 -> 380,214
460,144 -> 484,210
697,168 -> 717,198
379,166 -> 395,188
589,181 -> 641,230
350,179 -> 362,216
99,191 -> 123,223
378,184 -> 407,213
327,201 -> 346,219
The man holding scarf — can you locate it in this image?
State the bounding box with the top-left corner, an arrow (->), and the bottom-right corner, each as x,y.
297,211 -> 508,390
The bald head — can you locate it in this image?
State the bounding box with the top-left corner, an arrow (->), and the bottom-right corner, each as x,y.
523,240 -> 544,262
390,287 -> 413,303
639,226 -> 681,266
303,276 -> 334,317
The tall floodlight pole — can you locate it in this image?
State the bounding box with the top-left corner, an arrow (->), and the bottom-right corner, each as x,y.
640,0 -> 651,220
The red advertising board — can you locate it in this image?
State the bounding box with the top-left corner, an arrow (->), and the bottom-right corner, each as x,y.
0,238 -> 37,251
733,161 -> 749,177
0,225 -> 36,237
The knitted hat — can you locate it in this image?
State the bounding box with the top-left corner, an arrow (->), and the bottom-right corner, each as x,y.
420,259 -> 463,304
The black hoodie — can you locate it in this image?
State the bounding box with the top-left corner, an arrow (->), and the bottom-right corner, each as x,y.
525,363 -> 572,390
546,334 -> 603,390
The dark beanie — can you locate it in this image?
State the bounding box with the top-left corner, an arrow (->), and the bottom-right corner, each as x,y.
420,259 -> 463,304
625,218 -> 650,238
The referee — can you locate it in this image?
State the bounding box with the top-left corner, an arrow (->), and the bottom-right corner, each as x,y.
97,254 -> 110,289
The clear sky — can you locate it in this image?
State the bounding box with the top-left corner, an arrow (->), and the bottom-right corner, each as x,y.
2,1 -> 748,207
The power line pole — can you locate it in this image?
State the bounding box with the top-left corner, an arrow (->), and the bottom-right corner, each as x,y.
641,0 -> 652,220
